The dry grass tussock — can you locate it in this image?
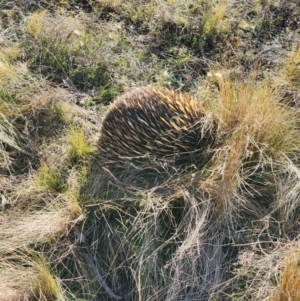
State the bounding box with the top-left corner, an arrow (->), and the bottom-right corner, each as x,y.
193,75 -> 300,216
26,10 -> 84,40
270,244 -> 300,301
231,241 -> 300,301
0,194 -> 84,300
0,250 -> 67,301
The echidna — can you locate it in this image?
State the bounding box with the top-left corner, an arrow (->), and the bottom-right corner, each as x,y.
98,86 -> 215,172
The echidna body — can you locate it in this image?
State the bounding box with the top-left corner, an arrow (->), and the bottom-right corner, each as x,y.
98,86 -> 215,169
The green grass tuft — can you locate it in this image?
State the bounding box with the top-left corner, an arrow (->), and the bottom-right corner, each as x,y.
36,162 -> 67,193
68,128 -> 94,162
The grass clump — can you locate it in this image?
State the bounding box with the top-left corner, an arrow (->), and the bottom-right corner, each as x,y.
195,75 -> 300,213
203,1 -> 230,37
271,245 -> 300,301
33,258 -> 66,301
0,114 -> 20,152
68,128 -> 94,162
212,76 -> 299,158
0,250 -> 68,301
35,162 -> 67,193
24,11 -> 110,92
0,60 -> 13,84
284,45 -> 300,90
2,46 -> 22,63
0,252 -> 42,301
0,192 -> 84,299
26,10 -> 46,38
271,45 -> 300,105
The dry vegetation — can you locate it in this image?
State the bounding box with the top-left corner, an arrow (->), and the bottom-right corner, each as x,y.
0,0 -> 300,300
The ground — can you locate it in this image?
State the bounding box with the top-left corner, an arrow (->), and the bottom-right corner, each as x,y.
1,1 -> 300,301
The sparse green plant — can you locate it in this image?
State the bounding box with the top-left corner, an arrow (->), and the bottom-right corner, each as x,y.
0,55 -> 14,83
98,85 -> 119,103
284,46 -> 300,90
268,45 -> 300,108
36,162 -> 67,193
33,258 -> 66,301
68,128 -> 94,162
203,1 -> 230,36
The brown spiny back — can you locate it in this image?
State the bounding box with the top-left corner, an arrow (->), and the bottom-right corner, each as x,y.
98,86 -> 215,168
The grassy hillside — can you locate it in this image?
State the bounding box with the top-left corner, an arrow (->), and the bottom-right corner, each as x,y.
0,1 -> 300,300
